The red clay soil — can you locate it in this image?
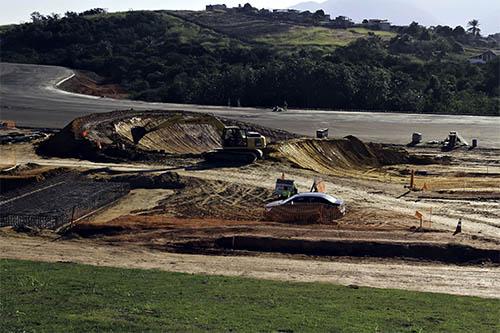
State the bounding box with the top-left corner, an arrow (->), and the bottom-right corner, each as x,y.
59,71 -> 128,99
70,215 -> 500,256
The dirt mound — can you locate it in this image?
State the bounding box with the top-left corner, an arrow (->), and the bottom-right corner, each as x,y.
37,110 -> 223,159
94,172 -> 186,190
113,115 -> 222,154
37,110 -> 297,161
274,136 -> 410,174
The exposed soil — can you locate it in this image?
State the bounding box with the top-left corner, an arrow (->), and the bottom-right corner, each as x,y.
1,229 -> 499,299
58,70 -> 128,99
274,135 -> 411,172
36,110 -> 299,162
2,111 -> 500,298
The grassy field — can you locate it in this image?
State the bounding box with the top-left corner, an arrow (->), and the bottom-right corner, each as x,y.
255,26 -> 396,47
1,259 -> 499,332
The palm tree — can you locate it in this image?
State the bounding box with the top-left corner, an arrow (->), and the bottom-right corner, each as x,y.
467,19 -> 481,37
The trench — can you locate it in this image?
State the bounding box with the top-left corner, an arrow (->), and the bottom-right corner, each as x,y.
213,236 -> 500,264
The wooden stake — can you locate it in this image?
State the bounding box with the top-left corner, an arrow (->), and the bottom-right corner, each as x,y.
429,208 -> 432,228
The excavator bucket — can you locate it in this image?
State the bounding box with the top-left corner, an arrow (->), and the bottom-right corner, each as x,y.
131,126 -> 147,144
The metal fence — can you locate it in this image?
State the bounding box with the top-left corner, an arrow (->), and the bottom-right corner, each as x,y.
0,176 -> 130,230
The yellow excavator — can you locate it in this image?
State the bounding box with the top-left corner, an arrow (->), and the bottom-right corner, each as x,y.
203,126 -> 267,163
130,114 -> 267,164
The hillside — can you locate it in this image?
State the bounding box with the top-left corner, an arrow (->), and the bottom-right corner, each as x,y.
292,0 -> 500,36
0,7 -> 498,115
170,9 -> 394,50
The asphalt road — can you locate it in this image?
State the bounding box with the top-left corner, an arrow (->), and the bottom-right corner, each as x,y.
1,62 -> 499,147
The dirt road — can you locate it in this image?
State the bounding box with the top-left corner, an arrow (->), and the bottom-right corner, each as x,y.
1,231 -> 498,299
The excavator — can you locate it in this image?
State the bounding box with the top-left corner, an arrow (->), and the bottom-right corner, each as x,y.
130,113 -> 267,164
203,126 -> 267,163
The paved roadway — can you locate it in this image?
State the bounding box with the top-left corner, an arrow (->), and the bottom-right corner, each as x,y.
1,62 -> 499,147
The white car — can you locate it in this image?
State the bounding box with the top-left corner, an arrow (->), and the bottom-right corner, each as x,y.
265,192 -> 346,223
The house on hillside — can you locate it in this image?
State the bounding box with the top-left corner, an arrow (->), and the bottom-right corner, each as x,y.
468,50 -> 500,64
362,19 -> 391,31
206,4 -> 227,11
327,16 -> 354,28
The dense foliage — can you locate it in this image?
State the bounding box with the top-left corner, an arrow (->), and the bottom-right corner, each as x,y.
1,10 -> 498,115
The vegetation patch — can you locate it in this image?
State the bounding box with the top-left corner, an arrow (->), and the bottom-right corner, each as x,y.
1,259 -> 499,332
256,26 -> 395,47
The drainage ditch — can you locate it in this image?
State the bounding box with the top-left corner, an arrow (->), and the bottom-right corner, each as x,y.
214,236 -> 499,264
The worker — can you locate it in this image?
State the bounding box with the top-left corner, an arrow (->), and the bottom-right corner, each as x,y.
453,218 -> 462,236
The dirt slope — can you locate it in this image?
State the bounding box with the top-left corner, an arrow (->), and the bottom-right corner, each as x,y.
274,136 -> 410,175
113,116 -> 222,154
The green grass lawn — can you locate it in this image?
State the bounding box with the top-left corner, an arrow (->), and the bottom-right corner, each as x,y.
1,259 -> 498,332
255,26 -> 396,47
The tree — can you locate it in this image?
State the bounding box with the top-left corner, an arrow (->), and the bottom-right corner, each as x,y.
453,26 -> 466,36
313,9 -> 326,20
242,3 -> 253,11
467,19 -> 481,37
419,29 -> 431,41
30,12 -> 46,23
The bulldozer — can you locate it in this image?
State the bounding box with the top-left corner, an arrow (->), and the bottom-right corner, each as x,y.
130,114 -> 266,164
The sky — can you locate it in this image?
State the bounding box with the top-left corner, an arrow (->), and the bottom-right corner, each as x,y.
0,0 -> 297,25
1,0 -> 498,34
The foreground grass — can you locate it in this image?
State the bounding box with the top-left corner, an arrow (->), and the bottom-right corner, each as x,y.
0,259 -> 498,332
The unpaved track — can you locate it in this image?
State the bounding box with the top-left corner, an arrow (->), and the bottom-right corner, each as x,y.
2,62 -> 499,147
0,232 -> 498,299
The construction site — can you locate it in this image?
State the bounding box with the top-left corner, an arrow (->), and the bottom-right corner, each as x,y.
1,108 -> 500,297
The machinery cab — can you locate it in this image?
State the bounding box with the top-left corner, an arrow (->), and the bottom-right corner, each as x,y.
222,127 -> 247,148
222,127 -> 266,150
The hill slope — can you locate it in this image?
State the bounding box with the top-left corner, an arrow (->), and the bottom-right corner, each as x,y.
1,8 -> 498,115
292,0 -> 500,35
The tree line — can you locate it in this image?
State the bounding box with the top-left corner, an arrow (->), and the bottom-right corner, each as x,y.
1,10 -> 498,115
